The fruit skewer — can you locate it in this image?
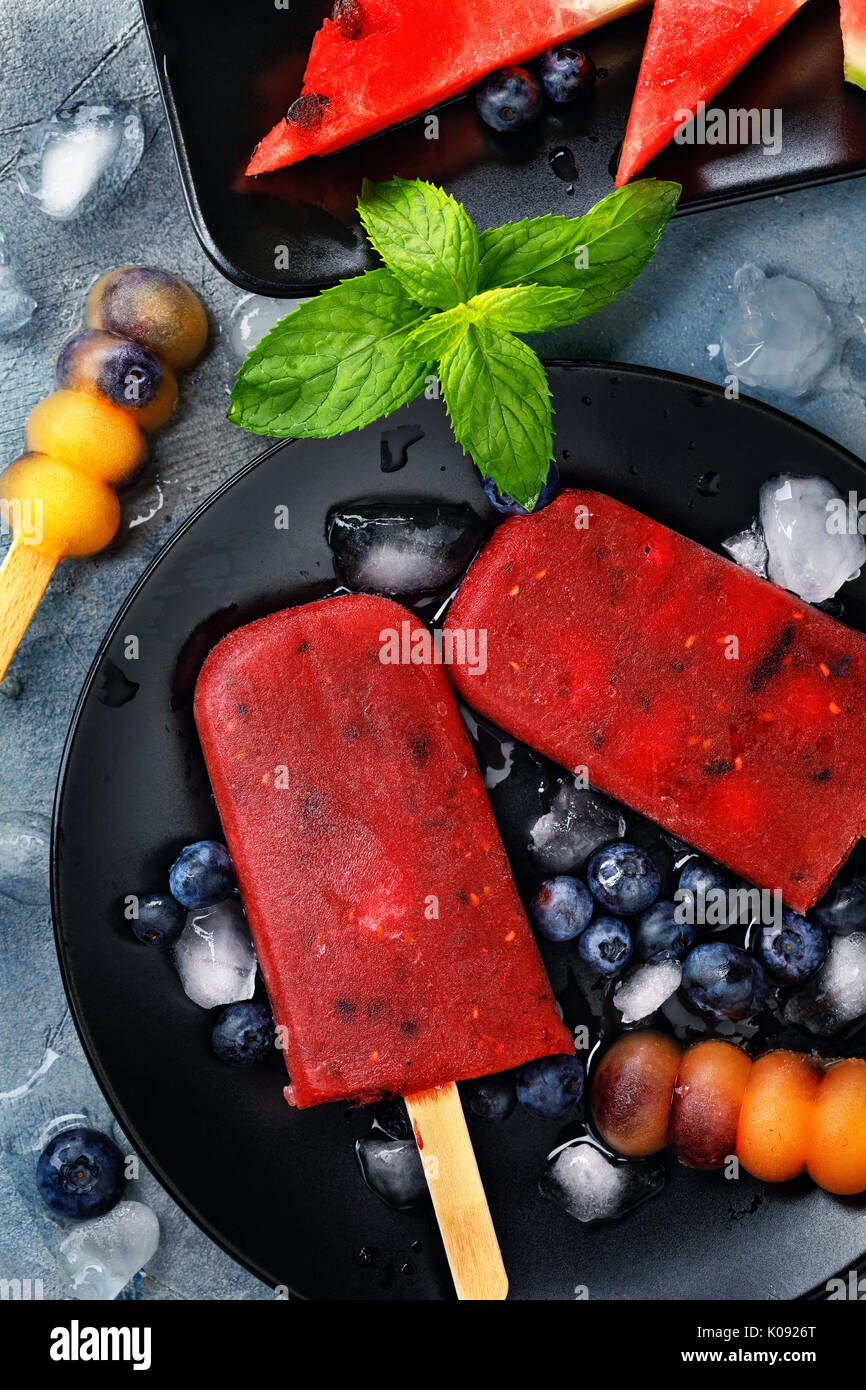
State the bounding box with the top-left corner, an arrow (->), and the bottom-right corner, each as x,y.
590,1029 -> 866,1196
0,267 -> 208,683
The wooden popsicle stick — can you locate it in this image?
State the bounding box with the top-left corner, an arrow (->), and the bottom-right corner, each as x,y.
404,1082 -> 508,1301
0,534 -> 58,683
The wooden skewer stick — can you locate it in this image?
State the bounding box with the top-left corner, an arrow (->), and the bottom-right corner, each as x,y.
404,1082 -> 508,1301
0,535 -> 59,683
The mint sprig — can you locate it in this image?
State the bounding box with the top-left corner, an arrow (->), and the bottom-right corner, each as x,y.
229,177 -> 680,508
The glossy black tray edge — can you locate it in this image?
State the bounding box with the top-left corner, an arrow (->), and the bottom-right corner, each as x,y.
139,0 -> 866,297
51,360 -> 866,1300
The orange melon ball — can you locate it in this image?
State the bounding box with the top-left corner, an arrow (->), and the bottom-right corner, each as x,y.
0,453 -> 120,558
591,1029 -> 682,1158
27,391 -> 146,486
806,1058 -> 866,1196
737,1050 -> 823,1183
669,1040 -> 752,1171
86,266 -> 208,370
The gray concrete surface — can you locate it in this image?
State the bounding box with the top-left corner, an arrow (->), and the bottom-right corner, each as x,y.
0,0 -> 864,1301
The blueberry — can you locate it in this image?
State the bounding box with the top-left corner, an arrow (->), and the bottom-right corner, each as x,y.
754,911 -> 827,984
57,330 -> 164,408
537,45 -> 596,103
634,900 -> 696,962
577,915 -> 633,976
530,875 -> 593,942
680,943 -> 768,1021
475,66 -> 543,133
677,856 -> 741,926
211,1000 -> 274,1065
483,459 -> 559,515
814,879 -> 866,933
516,1054 -> 585,1119
587,841 -> 661,916
36,1127 -> 125,1219
131,892 -> 185,946
463,1070 -> 517,1122
168,840 -> 235,909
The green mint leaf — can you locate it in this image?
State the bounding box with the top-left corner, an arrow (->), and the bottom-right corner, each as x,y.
400,304 -> 473,361
358,177 -> 479,310
469,285 -> 583,333
228,269 -> 431,438
402,284 -> 580,361
477,180 -> 680,318
439,323 -> 553,511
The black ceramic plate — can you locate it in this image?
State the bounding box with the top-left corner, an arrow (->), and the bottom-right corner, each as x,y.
140,0 -> 866,296
53,363 -> 866,1301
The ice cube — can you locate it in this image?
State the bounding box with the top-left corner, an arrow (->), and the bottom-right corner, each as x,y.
327,502 -> 485,601
758,474 -> 865,603
58,1200 -> 159,1300
783,931 -> 866,1035
722,263 -> 834,397
0,810 -> 51,904
540,1138 -> 665,1224
613,957 -> 682,1024
0,232 -> 36,336
17,101 -> 144,220
529,779 -> 626,875
228,293 -> 306,358
721,520 -> 768,578
172,899 -> 257,1009
355,1134 -> 429,1211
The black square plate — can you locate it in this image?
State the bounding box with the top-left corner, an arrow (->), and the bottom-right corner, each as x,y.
141,0 -> 866,296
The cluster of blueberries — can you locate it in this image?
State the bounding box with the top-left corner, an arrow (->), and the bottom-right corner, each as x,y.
463,842 -> 842,1126
130,839 -> 273,1068
475,45 -> 597,133
530,840 -> 830,1020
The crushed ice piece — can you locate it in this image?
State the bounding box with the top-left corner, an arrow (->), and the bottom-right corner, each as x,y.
328,502 -> 485,601
228,293 -> 305,357
172,899 -> 257,1009
355,1133 -> 429,1210
0,232 -> 36,336
759,474 -> 865,603
613,957 -> 682,1023
540,1138 -> 665,1224
783,931 -> 866,1035
459,706 -> 516,790
0,810 -> 51,904
706,343 -> 720,359
529,778 -> 626,875
58,1201 -> 159,1300
722,263 -> 834,397
17,101 -> 144,220
721,520 -> 768,578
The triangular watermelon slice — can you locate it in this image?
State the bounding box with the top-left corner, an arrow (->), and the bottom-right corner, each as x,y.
615,0 -> 811,187
247,0 -> 650,175
841,0 -> 866,88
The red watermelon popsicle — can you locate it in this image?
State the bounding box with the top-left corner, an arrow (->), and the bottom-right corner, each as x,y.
195,593 -> 572,1298
444,491 -> 866,914
247,0 -> 650,175
195,593 -> 569,1106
